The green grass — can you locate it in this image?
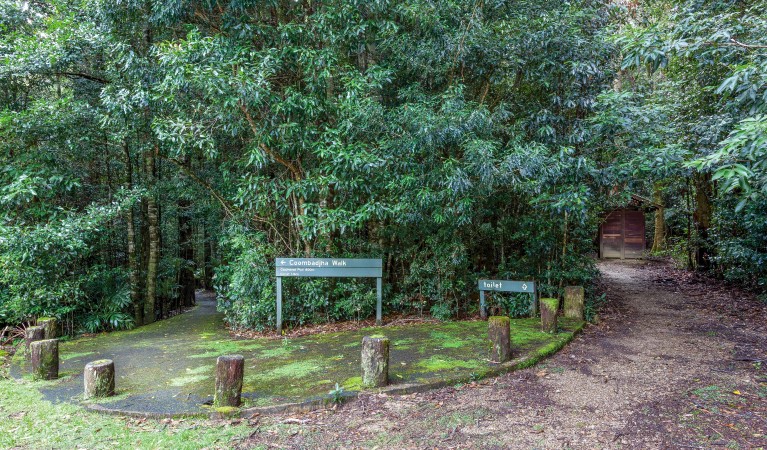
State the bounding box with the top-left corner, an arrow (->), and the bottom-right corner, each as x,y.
0,377 -> 254,449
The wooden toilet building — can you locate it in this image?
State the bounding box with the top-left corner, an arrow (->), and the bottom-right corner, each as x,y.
599,195 -> 656,259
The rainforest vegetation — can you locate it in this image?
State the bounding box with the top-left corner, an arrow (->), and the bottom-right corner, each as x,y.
1,0 -> 765,334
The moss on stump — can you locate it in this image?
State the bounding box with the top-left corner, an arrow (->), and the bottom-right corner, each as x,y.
540,298 -> 559,333
214,355 -> 244,407
36,317 -> 57,339
487,316 -> 512,363
84,359 -> 115,399
563,286 -> 585,321
25,326 -> 45,360
31,339 -> 59,380
361,336 -> 389,388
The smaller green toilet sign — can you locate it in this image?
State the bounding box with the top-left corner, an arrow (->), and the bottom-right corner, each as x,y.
478,279 -> 537,319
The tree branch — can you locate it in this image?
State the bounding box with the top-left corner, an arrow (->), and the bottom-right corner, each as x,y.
705,39 -> 767,50
53,72 -> 111,84
238,102 -> 303,181
158,154 -> 236,217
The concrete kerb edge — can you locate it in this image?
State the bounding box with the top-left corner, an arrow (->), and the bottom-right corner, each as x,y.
79,320 -> 587,419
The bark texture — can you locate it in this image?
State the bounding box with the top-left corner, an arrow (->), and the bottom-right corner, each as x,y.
24,326 -> 45,359
540,298 -> 559,333
36,317 -> 57,339
30,339 -> 58,380
214,355 -> 244,407
563,286 -> 585,321
487,316 -> 512,363
84,359 -> 115,399
693,173 -> 713,270
361,336 -> 389,388
651,184 -> 666,253
178,196 -> 196,308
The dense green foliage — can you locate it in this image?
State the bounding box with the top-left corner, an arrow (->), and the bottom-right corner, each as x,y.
612,0 -> 767,290
1,0 -> 764,333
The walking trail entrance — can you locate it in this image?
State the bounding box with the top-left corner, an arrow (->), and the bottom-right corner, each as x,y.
237,259 -> 767,449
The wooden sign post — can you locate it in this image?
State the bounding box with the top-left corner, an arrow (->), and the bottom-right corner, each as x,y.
275,258 -> 383,333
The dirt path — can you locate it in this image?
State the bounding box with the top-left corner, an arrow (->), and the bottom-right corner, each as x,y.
242,260 -> 767,449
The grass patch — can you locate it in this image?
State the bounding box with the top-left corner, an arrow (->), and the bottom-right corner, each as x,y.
61,351 -> 95,361
169,374 -> 209,387
0,378 -> 253,449
248,359 -> 325,382
342,376 -> 363,391
188,340 -> 264,359
257,346 -> 294,358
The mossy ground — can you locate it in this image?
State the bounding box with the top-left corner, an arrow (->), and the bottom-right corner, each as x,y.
0,375 -> 254,449
10,297 -> 582,415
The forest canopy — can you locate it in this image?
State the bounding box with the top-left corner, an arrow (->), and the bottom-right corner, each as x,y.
1,0 -> 765,333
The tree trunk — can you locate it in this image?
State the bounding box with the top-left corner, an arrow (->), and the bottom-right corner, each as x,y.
651,183 -> 666,253
144,147 -> 159,324
214,355 -> 244,407
540,298 -> 558,333
30,339 -> 58,380
487,316 -> 511,363
693,173 -> 713,270
84,359 -> 115,399
125,141 -> 143,326
361,336 -> 389,388
203,224 -> 213,289
563,286 -> 585,321
178,196 -> 196,308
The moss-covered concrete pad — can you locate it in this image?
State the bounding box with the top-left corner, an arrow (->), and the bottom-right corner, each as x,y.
11,297 -> 583,416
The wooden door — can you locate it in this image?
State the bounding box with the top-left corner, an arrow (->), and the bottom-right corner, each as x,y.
600,209 -> 645,259
600,210 -> 624,258
623,210 -> 645,258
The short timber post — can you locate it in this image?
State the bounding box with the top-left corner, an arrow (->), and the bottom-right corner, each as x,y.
488,316 -> 512,362
479,291 -> 488,320
564,286 -> 585,321
37,317 -> 57,339
30,339 -> 59,380
376,277 -> 383,326
540,298 -> 559,333
84,360 -> 115,399
25,326 -> 45,359
361,336 -> 389,388
214,355 -> 244,407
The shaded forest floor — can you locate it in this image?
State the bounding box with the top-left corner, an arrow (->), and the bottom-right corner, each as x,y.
237,259 -> 767,449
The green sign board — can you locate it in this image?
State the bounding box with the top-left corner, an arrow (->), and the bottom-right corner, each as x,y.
276,258 -> 382,278
478,279 -> 536,319
275,258 -> 383,332
478,279 -> 535,293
